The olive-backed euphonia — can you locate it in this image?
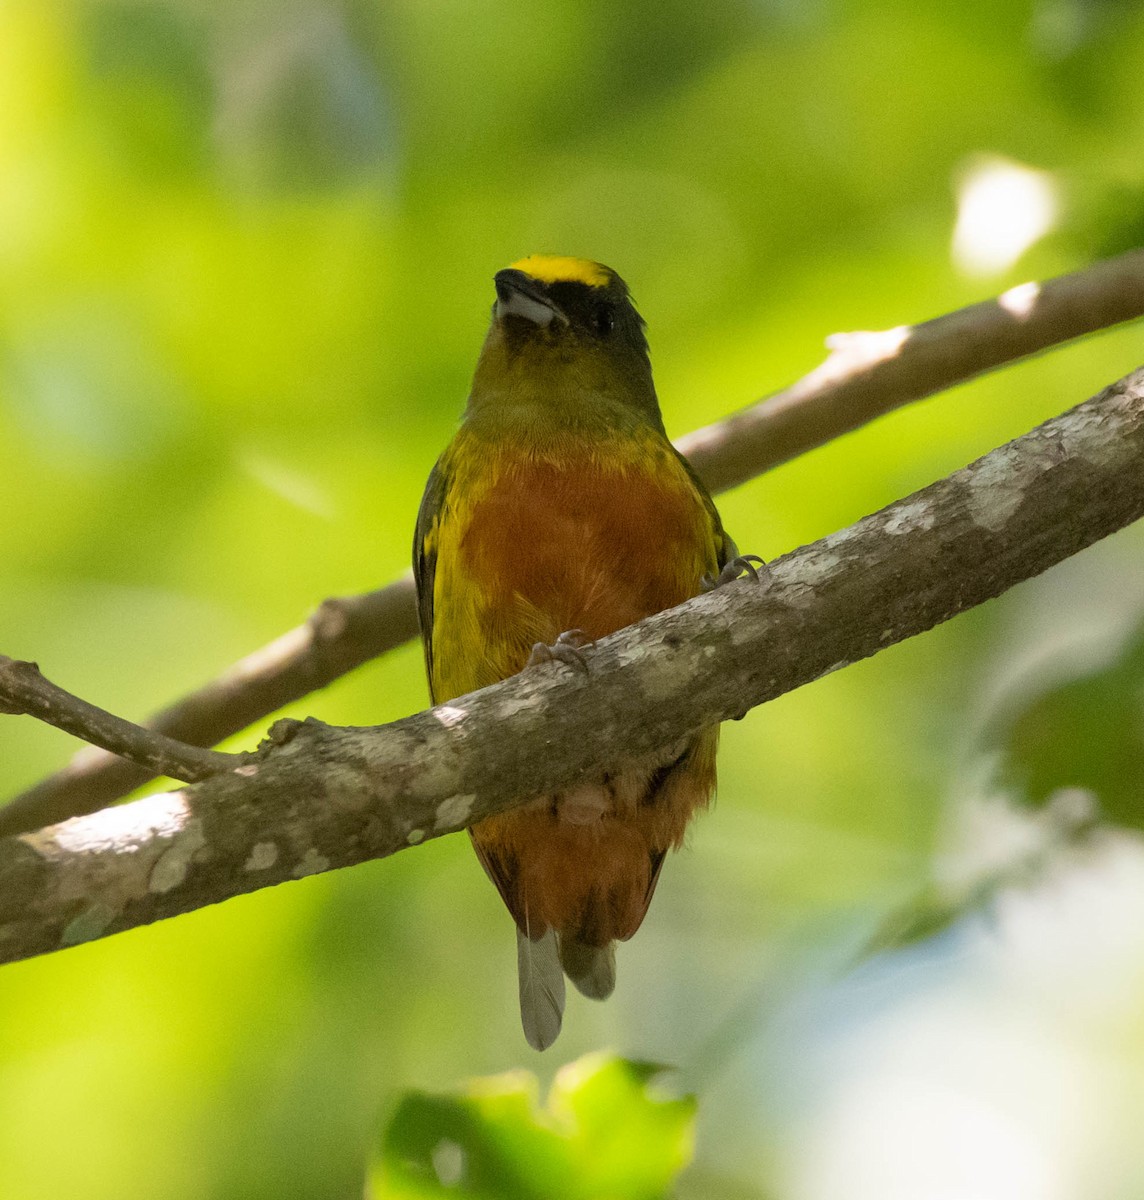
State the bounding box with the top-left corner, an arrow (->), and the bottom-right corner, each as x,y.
414,255 -> 736,1050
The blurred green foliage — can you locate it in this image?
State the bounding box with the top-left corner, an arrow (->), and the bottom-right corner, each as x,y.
991,616 -> 1144,827
1,1 -> 1143,1198
373,1054 -> 694,1199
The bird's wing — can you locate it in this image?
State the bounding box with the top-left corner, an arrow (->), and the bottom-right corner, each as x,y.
412,457 -> 449,695
670,445 -> 735,570
469,832 -> 522,924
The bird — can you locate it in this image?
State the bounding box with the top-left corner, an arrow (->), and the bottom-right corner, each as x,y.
413,255 -> 743,1050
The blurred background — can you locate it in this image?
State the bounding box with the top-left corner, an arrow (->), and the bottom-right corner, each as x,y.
2,0 -> 1144,1196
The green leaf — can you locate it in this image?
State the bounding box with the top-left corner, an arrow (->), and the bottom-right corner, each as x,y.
371,1054 -> 695,1200
991,620 -> 1144,829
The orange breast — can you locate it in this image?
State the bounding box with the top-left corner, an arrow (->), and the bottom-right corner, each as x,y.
461,456 -> 713,669
436,440 -> 721,949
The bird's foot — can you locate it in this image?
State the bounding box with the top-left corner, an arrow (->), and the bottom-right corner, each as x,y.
527,629 -> 593,673
701,554 -> 769,592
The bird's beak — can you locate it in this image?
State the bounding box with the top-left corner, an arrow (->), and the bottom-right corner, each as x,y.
494,269 -> 568,328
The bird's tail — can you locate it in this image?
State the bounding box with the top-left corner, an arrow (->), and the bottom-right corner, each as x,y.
559,934 -> 616,1000
516,925 -> 565,1051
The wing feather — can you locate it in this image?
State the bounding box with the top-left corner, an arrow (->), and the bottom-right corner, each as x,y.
668,444 -> 737,572
412,458 -> 449,697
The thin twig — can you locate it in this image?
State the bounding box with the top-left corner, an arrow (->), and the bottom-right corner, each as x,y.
4,249 -> 1144,833
0,657 -> 240,783
1,364 -> 1141,965
0,582 -> 419,835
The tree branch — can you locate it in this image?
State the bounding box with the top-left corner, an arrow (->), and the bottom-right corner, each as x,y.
4,248 -> 1143,834
0,584 -> 420,835
0,657 -> 242,782
2,364 -> 1142,967
679,247 -> 1144,490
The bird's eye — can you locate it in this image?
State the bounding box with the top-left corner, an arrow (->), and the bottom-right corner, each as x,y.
592,304 -> 615,335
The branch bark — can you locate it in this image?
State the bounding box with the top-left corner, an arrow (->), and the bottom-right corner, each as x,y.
0,584 -> 419,835
678,247 -> 1144,490
0,657 -> 241,782
4,248 -> 1144,834
2,364 -> 1141,967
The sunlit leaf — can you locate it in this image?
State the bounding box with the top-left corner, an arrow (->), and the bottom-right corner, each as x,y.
372,1054 -> 695,1200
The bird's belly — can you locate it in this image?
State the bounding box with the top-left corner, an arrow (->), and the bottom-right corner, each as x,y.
459,458 -> 712,663
435,452 -> 720,947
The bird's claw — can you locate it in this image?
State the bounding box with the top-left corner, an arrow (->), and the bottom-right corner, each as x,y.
527,629 -> 593,673
701,554 -> 768,592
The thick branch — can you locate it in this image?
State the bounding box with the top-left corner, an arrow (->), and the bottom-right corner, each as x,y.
5,249 -> 1144,833
1,365 -> 1142,966
0,584 -> 419,835
0,657 -> 240,782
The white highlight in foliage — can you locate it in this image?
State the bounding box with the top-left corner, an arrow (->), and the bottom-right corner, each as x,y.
784,832 -> 1144,1200
239,450 -> 335,519
431,1140 -> 465,1187
952,157 -> 1059,277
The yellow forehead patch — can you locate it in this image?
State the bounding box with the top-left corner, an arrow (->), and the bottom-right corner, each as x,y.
509,255 -> 612,289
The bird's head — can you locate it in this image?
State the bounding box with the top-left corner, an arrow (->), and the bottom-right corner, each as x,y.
469,256 -> 660,428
